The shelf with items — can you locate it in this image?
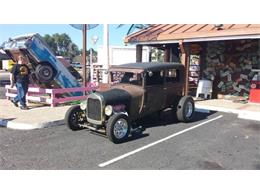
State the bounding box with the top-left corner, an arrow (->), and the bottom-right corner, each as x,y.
92,64 -> 104,83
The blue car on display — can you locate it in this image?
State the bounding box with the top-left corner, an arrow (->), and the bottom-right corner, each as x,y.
0,33 -> 82,95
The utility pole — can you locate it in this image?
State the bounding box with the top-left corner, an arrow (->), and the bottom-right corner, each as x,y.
103,24 -> 109,83
90,35 -> 99,83
82,24 -> 87,87
90,48 -> 93,82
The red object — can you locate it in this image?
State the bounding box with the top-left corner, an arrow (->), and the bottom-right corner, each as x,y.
249,89 -> 260,103
249,81 -> 260,103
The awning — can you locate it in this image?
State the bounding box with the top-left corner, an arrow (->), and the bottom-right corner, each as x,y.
125,24 -> 260,44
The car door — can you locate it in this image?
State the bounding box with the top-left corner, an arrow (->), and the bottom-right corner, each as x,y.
164,68 -> 183,108
141,70 -> 167,116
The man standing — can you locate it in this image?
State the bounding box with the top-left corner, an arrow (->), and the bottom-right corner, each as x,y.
10,55 -> 30,110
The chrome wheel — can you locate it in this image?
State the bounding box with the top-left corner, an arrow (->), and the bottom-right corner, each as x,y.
185,101 -> 193,118
113,118 -> 128,139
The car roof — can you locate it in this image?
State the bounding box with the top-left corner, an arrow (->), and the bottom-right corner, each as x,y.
110,62 -> 184,73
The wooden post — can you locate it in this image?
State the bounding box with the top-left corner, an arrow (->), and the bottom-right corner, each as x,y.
136,45 -> 143,62
51,90 -> 55,107
199,42 -> 207,78
171,45 -> 180,62
179,40 -> 190,96
164,47 -> 170,62
148,46 -> 152,62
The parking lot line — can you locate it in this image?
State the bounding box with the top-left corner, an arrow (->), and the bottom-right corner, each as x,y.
98,115 -> 223,168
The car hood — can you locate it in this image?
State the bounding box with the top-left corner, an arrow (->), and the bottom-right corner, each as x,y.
96,84 -> 143,105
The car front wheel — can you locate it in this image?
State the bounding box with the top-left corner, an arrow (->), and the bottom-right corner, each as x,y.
65,105 -> 86,131
106,113 -> 130,144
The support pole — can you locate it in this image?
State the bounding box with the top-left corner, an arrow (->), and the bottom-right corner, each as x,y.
82,24 -> 87,87
103,24 -> 109,83
136,45 -> 143,62
179,40 -> 190,96
164,47 -> 170,62
90,48 -> 93,82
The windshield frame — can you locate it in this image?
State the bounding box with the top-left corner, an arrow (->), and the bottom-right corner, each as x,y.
109,70 -> 144,87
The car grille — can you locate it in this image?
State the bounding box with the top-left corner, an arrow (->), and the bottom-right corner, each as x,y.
87,98 -> 102,121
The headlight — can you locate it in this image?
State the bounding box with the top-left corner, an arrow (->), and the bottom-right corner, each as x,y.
80,101 -> 87,110
105,105 -> 113,116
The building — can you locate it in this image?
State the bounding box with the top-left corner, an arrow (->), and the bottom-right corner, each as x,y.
96,45 -> 150,83
97,45 -> 150,65
125,24 -> 260,102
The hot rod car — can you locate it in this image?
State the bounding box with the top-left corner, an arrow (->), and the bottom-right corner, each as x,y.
65,62 -> 195,143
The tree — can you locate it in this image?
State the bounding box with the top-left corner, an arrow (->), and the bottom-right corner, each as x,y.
43,33 -> 80,59
78,48 -> 98,64
43,34 -> 57,53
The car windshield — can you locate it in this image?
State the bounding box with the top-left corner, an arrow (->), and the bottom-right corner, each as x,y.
110,71 -> 142,86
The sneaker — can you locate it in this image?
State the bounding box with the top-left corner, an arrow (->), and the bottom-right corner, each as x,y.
20,106 -> 29,110
11,99 -> 18,107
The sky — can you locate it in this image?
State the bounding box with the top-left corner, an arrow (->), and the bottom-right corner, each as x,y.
0,24 -> 133,50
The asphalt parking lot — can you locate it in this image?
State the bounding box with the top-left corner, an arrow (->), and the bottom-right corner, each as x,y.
0,111 -> 259,170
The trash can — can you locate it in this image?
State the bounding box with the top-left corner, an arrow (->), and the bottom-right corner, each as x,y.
196,79 -> 213,99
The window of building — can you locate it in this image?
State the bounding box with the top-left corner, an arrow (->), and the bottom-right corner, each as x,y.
165,69 -> 179,83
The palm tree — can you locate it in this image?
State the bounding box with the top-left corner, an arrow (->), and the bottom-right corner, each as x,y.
117,24 -> 150,35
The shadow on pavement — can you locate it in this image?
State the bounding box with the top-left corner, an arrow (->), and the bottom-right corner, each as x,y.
255,164 -> 260,170
2,118 -> 16,121
0,118 -> 16,127
134,109 -> 217,130
197,160 -> 225,170
125,133 -> 150,143
122,110 -> 217,143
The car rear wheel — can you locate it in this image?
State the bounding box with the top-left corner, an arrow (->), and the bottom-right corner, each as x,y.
65,105 -> 86,131
35,63 -> 56,83
176,96 -> 195,122
106,113 -> 130,144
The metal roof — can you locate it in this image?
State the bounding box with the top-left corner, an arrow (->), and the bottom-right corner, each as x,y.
125,24 -> 260,44
110,62 -> 184,73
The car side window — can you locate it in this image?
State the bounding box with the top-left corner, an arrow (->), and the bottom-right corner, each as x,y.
165,69 -> 179,83
146,71 -> 164,86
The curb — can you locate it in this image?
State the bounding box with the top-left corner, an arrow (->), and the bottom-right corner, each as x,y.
237,111 -> 260,121
0,106 -> 259,131
195,104 -> 260,122
0,118 -> 64,130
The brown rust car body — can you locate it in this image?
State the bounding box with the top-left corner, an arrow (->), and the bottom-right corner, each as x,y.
108,62 -> 185,120
65,62 -> 195,143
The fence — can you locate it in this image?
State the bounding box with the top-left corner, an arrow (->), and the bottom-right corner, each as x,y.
5,83 -> 97,107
